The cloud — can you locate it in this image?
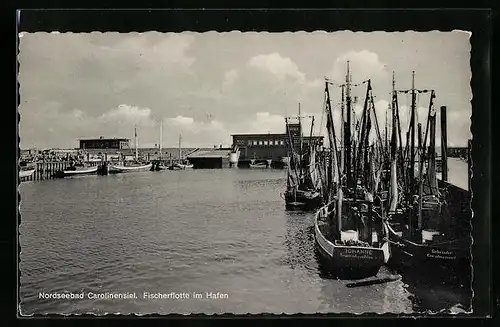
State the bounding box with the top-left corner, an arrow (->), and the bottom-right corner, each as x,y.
248,53 -> 306,81
114,33 -> 196,70
19,32 -> 471,149
167,115 -> 194,126
99,104 -> 153,126
331,50 -> 387,83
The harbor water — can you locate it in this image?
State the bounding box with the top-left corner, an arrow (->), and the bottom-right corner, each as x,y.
19,159 -> 471,315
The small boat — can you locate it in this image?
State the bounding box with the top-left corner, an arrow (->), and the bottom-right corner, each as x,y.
109,126 -> 152,174
168,134 -> 194,170
108,163 -> 152,174
249,161 -> 267,168
171,162 -> 193,170
19,167 -> 36,179
152,163 -> 170,171
55,165 -> 98,178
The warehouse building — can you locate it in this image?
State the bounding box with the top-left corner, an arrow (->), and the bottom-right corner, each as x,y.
231,123 -> 324,160
79,137 -> 130,150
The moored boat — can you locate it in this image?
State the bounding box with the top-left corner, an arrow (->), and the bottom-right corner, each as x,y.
249,161 -> 267,168
167,134 -> 193,170
169,162 -> 194,170
314,198 -> 390,279
19,167 -> 36,179
384,72 -> 471,285
109,126 -> 152,174
283,104 -> 323,210
108,163 -> 152,174
314,63 -> 391,279
55,165 -> 98,178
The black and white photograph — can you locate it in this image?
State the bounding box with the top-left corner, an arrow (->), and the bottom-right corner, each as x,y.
17,22 -> 479,316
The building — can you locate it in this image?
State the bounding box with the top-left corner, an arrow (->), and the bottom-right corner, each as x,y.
232,122 -> 324,160
79,137 -> 130,150
187,149 -> 233,169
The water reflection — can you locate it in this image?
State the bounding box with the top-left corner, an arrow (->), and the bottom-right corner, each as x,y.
282,210 -> 318,273
398,268 -> 472,313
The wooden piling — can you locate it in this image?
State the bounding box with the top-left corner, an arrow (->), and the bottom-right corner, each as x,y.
440,106 -> 448,181
468,139 -> 472,193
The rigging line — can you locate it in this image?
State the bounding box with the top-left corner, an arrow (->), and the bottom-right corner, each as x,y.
319,85 -> 327,139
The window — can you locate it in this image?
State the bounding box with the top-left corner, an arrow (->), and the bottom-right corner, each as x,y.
253,140 -> 258,145
280,140 -> 284,145
258,140 -> 263,145
269,140 -> 274,146
248,140 -> 252,145
264,141 -> 268,145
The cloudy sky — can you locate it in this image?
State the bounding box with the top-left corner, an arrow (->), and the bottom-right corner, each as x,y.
18,31 -> 471,149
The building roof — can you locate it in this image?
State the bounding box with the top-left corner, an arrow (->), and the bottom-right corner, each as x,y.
231,133 -> 324,139
79,137 -> 130,141
231,133 -> 285,137
187,149 -> 230,159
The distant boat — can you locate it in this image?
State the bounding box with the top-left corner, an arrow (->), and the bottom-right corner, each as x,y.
19,167 -> 35,179
283,105 -> 322,210
168,134 -> 193,170
249,161 -> 267,168
55,165 -> 98,178
109,126 -> 152,174
175,162 -> 193,169
108,163 -> 152,174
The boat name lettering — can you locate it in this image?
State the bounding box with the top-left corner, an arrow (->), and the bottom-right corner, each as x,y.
430,249 -> 454,256
342,248 -> 373,256
426,253 -> 456,260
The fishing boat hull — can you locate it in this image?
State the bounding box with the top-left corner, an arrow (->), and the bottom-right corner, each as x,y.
108,163 -> 152,174
55,166 -> 98,178
386,223 -> 471,284
284,189 -> 322,210
314,205 -> 390,279
19,168 -> 36,179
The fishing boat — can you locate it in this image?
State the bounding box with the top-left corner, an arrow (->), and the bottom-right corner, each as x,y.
385,72 -> 471,284
151,119 -> 171,171
314,63 -> 390,279
108,126 -> 152,174
168,134 -> 193,170
55,164 -> 98,178
283,104 -> 323,210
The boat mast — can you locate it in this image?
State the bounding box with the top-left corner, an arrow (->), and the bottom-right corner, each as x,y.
410,71 -> 416,193
178,134 -> 182,164
159,119 -> 163,160
298,103 -> 303,181
340,85 -> 345,180
345,61 -> 352,190
385,103 -> 389,161
134,125 -> 138,162
388,75 -> 399,213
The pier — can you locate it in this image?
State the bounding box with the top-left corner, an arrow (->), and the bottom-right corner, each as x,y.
19,161 -> 108,182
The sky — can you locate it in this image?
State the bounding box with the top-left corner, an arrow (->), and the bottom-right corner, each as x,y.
18,31 -> 471,149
